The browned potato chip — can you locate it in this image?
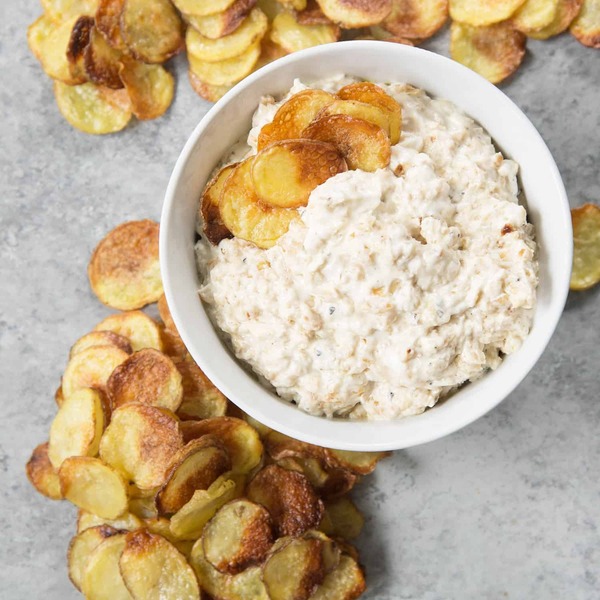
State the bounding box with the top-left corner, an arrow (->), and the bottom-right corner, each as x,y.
449,0 -> 527,25
66,15 -> 94,82
528,0 -> 583,38
157,294 -> 179,336
107,348 -> 183,412
188,40 -> 261,86
383,0 -> 448,39
512,0 -> 559,32
180,416 -> 263,474
202,499 -> 273,574
319,498 -> 364,540
326,448 -> 390,475
185,0 -> 257,39
54,81 -> 132,134
270,12 -> 340,53
59,456 -> 128,519
77,508 -> 144,533
247,464 -> 324,537
186,8 -> 268,62
96,0 -> 127,50
98,85 -> 133,112
220,156 -> 300,248
252,140 -> 347,209
99,403 -> 183,488
159,324 -> 187,359
94,310 -> 164,352
119,530 -> 201,600
174,0 -> 238,16
70,330 -> 132,358
88,219 -> 162,310
316,0 -> 392,27
450,21 -> 526,84
255,36 -> 289,68
296,0 -> 333,24
200,163 -> 236,245
120,0 -> 184,63
304,530 -> 341,574
26,442 -> 63,500
570,203 -> 600,290
157,436 -> 231,514
41,0 -> 100,21
303,114 -> 391,172
570,0 -> 600,46
188,69 -> 233,101
310,554 -> 366,600
84,26 -> 124,89
62,344 -> 129,399
318,98 -> 394,141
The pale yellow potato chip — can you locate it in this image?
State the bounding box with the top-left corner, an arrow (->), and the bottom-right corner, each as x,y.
570,0 -> 600,47
81,534 -> 131,600
270,12 -> 340,53
310,554 -> 366,600
318,497 -> 364,540
449,0 -> 527,26
528,0 -> 583,38
174,0 -> 238,17
77,509 -> 144,533
94,311 -> 164,352
570,203 -> 600,290
41,0 -> 99,21
317,0 -> 392,27
70,330 -> 132,358
382,0 -> 448,39
512,0 -> 559,32
188,69 -> 233,102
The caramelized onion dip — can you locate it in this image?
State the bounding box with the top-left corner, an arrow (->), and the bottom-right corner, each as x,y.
195,76 -> 538,420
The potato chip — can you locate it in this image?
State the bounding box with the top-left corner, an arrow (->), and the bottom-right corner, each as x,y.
107,348 -> 183,412
94,311 -> 164,352
247,464 -> 323,537
129,495 -> 159,519
49,388 -> 105,468
570,203 -> 600,290
326,448 -> 390,475
570,0 -> 600,47
382,0 -> 448,39
66,15 -> 94,82
255,36 -> 288,68
188,40 -> 261,86
185,0 -> 258,39
303,114 -> 391,172
252,140 -> 347,209
512,0 -> 559,32
120,0 -> 184,63
528,0 -> 583,38
41,0 -> 99,21
310,554 -> 366,600
99,403 -> 183,488
296,0 -> 333,24
174,0 -> 238,16
220,156 -> 300,248
98,85 -> 133,112
119,530 -> 201,600
318,98 -> 394,141
54,81 -> 132,134
70,330 -> 132,358
88,219 -> 162,310
450,21 -> 526,84
77,509 -> 144,533
157,436 -> 231,514
304,530 -> 341,574
159,324 -> 187,359
84,26 -> 124,89
186,8 -> 268,62
27,15 -> 56,62
363,25 -> 417,44
316,0 -> 392,27
26,442 -> 64,500
68,525 -> 123,590
62,344 -> 129,398
270,12 -> 340,53
96,0 -> 127,50
180,416 -> 263,474
243,414 -> 272,438
319,498 -> 364,540
59,456 -> 128,519
257,0 -> 284,20
188,70 -> 233,102
81,534 -> 131,600
449,0 -> 527,25
157,293 -> 178,335
200,163 -> 236,244
202,499 -> 273,574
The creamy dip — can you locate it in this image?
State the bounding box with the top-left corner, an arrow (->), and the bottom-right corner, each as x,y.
196,76 -> 538,420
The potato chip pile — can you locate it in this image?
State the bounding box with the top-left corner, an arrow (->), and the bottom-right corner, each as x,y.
26,218 -> 389,599
570,203 -> 600,291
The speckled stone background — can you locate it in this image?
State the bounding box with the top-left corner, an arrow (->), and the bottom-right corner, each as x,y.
1,2 -> 599,598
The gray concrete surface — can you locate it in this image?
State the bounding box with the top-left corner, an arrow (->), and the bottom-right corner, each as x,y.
1,2 -> 599,598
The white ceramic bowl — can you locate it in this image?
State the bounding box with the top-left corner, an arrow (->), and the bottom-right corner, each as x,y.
161,41 -> 571,451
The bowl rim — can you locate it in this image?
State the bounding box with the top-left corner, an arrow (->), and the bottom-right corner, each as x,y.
161,41 -> 572,451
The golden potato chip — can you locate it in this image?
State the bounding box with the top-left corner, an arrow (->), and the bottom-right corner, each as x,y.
55,385 -> 65,406
81,533 -> 131,600
310,554 -> 366,600
88,219 -> 162,310
450,21 -> 526,84
48,388 -> 105,468
170,473 -> 244,540
180,416 -> 263,474
107,348 -> 183,412
94,310 -> 164,352
570,0 -> 600,46
185,0 -> 258,39
174,0 -> 238,16
200,163 -> 236,245
159,324 -> 187,359
157,436 -> 231,514
220,157 -> 300,248
66,15 -> 94,82
318,98 -> 394,140
96,0 -> 127,50
202,499 -> 273,574
326,448 -> 390,475
382,0 -> 448,39
255,36 -> 288,68
528,0 -> 583,38
449,0 -> 527,25
139,517 -> 194,556
69,525 -> 123,591
100,403 -> 183,488
296,0 -> 333,24
27,15 -> 56,62
54,81 -> 132,134
62,344 -> 129,398
316,0 -> 392,27
186,8 -> 268,62
252,140 -> 347,209
119,530 -> 201,600
243,414 -> 272,438
77,508 -> 144,533
26,442 -> 63,500
247,464 -> 324,537
304,530 -> 341,574
129,495 -> 159,519
303,114 -> 391,172
270,12 -> 340,53
120,0 -> 184,63
84,26 -> 124,89
319,498 -> 364,540
59,456 -> 128,519
570,203 -> 600,290
70,330 -> 132,358
188,69 -> 233,101
158,293 -> 178,335
512,0 -> 559,32
98,85 -> 133,112
188,40 -> 261,86
41,0 -> 100,21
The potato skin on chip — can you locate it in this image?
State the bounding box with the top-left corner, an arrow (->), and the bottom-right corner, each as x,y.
450,20 -> 526,84
200,163 -> 236,245
270,12 -> 340,53
26,442 -> 63,500
316,0 -> 392,27
449,0 -> 527,26
383,0 -> 448,39
88,219 -> 162,310
94,310 -> 164,352
84,26 -> 124,89
66,15 -> 94,83
570,203 -> 600,290
528,0 -> 584,38
570,0 -> 600,47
